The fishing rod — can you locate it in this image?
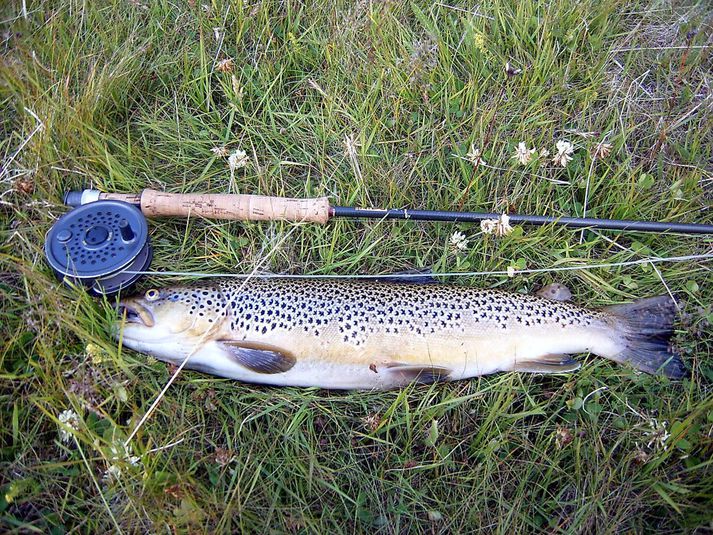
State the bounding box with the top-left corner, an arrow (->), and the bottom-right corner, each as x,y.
44,187 -> 711,295
65,188 -> 713,234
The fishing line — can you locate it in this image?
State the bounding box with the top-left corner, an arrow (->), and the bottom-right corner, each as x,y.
121,252 -> 713,280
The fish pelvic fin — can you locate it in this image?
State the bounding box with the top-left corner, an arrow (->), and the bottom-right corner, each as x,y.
604,295 -> 687,379
218,341 -> 296,374
511,354 -> 580,374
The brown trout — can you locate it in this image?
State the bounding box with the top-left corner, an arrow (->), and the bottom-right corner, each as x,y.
115,278 -> 686,389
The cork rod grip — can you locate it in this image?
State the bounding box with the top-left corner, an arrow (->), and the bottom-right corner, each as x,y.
136,189 -> 331,224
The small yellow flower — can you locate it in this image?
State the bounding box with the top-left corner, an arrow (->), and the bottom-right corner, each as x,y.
86,343 -> 107,364
287,32 -> 301,51
473,31 -> 486,51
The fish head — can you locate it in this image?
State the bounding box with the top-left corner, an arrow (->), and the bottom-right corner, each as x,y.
115,285 -> 226,363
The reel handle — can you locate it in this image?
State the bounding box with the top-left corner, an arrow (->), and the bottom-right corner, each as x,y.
67,189 -> 331,224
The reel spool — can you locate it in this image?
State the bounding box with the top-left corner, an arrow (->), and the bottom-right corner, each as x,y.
44,200 -> 152,296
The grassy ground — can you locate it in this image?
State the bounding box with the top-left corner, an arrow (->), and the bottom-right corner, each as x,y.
1,0 -> 712,532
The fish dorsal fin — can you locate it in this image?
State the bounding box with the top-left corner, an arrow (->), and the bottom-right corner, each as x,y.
372,268 -> 439,284
384,362 -> 451,383
535,283 -> 572,302
511,354 -> 580,374
218,341 -> 296,374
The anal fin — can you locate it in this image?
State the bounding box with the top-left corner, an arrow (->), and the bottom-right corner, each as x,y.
218,341 -> 296,374
511,354 -> 580,374
385,362 -> 451,384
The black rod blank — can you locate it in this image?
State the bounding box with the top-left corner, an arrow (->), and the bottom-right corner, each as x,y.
331,206 -> 713,234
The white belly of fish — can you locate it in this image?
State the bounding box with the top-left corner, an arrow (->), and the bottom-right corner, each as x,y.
162,327 -> 616,389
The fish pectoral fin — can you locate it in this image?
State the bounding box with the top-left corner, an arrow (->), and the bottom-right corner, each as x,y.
535,283 -> 572,302
217,341 -> 296,374
384,362 -> 451,384
511,354 -> 580,374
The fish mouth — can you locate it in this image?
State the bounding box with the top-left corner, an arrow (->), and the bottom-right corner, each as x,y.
116,301 -> 155,328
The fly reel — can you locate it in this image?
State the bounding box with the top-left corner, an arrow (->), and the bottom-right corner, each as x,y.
44,200 -> 152,296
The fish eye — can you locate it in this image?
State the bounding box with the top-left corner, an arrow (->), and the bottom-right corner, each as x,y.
145,289 -> 160,301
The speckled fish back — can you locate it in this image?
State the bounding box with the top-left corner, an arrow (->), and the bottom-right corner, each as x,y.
168,278 -> 609,343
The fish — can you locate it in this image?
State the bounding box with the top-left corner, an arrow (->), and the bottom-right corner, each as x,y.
115,277 -> 686,389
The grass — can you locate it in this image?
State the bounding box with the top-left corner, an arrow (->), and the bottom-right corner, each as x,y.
1,0 -> 712,532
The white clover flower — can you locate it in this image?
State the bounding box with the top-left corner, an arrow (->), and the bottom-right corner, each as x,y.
513,142 -> 535,165
480,219 -> 497,234
552,140 -> 574,167
480,214 -> 513,236
215,58 -> 234,73
58,409 -> 80,443
465,144 -> 486,166
496,213 -> 513,236
211,146 -> 229,158
109,443 -> 140,463
592,142 -> 612,160
343,133 -> 360,160
228,149 -> 249,171
103,464 -> 122,482
213,447 -> 236,467
103,442 -> 142,482
538,147 -> 550,167
506,266 -> 516,277
449,231 -> 469,251
644,419 -> 670,451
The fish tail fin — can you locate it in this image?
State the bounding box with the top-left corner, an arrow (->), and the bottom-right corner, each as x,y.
604,295 -> 687,379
